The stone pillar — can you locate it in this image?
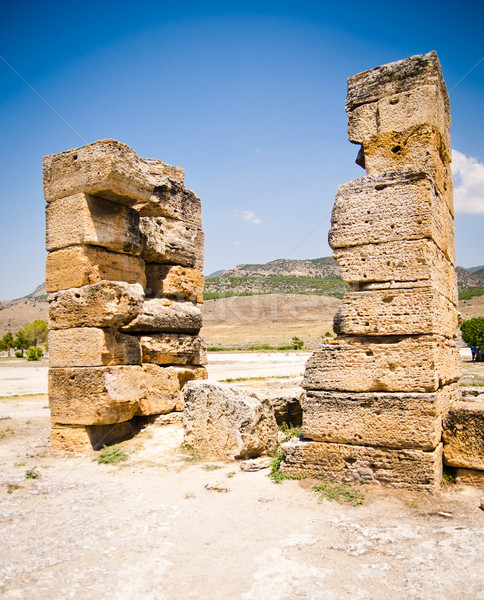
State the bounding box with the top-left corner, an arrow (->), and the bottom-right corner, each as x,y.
282,52 -> 460,491
44,139 -> 207,452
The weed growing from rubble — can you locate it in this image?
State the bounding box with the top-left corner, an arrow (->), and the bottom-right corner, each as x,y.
25,467 -> 40,479
179,443 -> 202,463
312,481 -> 364,506
269,423 -> 306,484
95,445 -> 128,465
7,484 -> 21,494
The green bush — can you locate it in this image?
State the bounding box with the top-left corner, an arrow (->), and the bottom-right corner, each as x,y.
461,317 -> 484,347
26,347 -> 43,361
15,351 -> 23,358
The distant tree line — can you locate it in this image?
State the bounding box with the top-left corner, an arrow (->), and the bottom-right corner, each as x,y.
0,320 -> 48,361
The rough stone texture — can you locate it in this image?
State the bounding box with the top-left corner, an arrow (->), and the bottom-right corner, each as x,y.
138,364 -> 207,415
145,264 -> 204,303
50,421 -> 135,452
333,239 -> 457,304
255,388 -> 304,427
43,139 -> 154,205
183,381 -> 278,459
49,366 -> 145,425
134,179 -> 202,227
303,384 -> 460,450
121,298 -> 202,333
334,287 -> 458,337
329,172 -> 454,264
48,281 -> 144,330
139,216 -> 203,268
455,468 -> 484,486
49,328 -> 142,368
443,398 -> 484,470
281,438 -> 443,491
46,193 -> 141,254
303,336 -> 460,393
143,157 -> 185,182
138,333 -> 206,365
46,245 -> 146,293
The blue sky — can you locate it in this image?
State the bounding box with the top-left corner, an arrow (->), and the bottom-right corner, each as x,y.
1,0 -> 483,299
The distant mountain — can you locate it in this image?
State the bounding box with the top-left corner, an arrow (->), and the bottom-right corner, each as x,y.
206,269 -> 226,278
467,265 -> 484,273
219,257 -> 341,278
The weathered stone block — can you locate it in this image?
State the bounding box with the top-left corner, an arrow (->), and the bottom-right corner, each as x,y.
145,264 -> 204,303
121,298 -> 202,333
46,245 -> 146,293
49,366 -> 145,425
256,387 -> 304,427
139,333 -> 206,365
443,398 -> 484,470
43,139 -> 153,205
143,157 -> 185,182
281,439 -> 443,491
50,421 -> 135,452
134,178 -> 202,227
46,193 -> 141,254
346,51 -> 449,116
183,381 -> 278,460
455,468 -> 484,486
333,239 -> 458,305
303,384 -> 460,450
49,328 -> 142,367
48,281 -> 144,329
303,336 -> 460,393
139,216 -> 203,268
138,364 -> 207,415
334,287 -> 458,337
329,172 -> 454,263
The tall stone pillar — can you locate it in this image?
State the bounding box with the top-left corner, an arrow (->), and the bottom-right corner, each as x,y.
282,52 -> 460,491
44,140 -> 207,452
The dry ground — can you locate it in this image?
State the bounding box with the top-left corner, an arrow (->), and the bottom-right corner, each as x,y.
0,355 -> 483,599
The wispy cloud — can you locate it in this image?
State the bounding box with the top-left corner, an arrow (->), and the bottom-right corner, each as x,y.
233,209 -> 262,224
452,149 -> 484,214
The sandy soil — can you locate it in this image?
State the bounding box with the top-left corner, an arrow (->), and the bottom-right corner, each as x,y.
0,357 -> 483,599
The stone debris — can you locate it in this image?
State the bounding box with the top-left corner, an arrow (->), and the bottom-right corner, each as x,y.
240,457 -> 273,471
442,396 -> 484,470
183,381 -> 278,460
44,139 -> 206,451
283,52 -> 461,491
204,481 -> 230,493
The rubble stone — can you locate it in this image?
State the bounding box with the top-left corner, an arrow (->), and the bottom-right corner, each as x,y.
50,421 -> 135,452
138,333 -> 206,365
443,398 -> 484,470
46,193 -> 140,254
46,245 -> 146,293
145,264 -> 204,303
183,381 -> 278,460
121,298 -> 202,333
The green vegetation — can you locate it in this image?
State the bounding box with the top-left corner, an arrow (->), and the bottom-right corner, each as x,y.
461,317 -> 484,347
269,423 -> 305,484
312,481 -> 365,505
442,467 -> 457,486
208,344 -> 306,352
95,445 -> 128,465
25,467 -> 40,479
0,427 -> 14,439
0,320 -> 48,357
291,336 -> 304,350
204,274 -> 348,300
459,286 -> 484,300
26,347 -> 43,361
7,484 -> 21,494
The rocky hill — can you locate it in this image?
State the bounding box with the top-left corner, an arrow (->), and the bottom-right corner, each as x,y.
220,257 -> 341,278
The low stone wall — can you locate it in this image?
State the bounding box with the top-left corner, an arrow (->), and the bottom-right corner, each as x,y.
45,140 -> 207,451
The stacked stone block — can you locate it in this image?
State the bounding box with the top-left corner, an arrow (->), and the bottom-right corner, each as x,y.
44,140 -> 207,452
282,52 -> 460,490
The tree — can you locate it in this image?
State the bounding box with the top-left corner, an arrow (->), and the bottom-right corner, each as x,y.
291,336 -> 304,350
461,317 -> 484,347
22,320 -> 48,347
0,331 -> 14,352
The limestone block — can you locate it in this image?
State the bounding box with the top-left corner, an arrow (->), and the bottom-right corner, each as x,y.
43,139 -> 153,205
139,216 -> 203,268
281,439 -> 443,491
348,87 -> 450,154
50,421 -> 135,452
134,178 -> 202,227
49,328 -> 142,367
334,287 -> 458,337
183,381 -> 278,460
49,366 -> 145,425
138,364 -> 207,415
48,281 -> 144,329
138,333 -> 206,365
455,468 -> 484,486
121,298 -> 202,333
46,193 -> 140,254
256,387 -> 304,427
443,398 -> 484,470
303,336 -> 460,393
143,157 -> 185,182
303,384 -> 460,450
145,264 -> 204,303
46,245 -> 146,293
360,126 -> 454,214
329,172 -> 454,263
333,239 -> 458,305
346,51 -> 449,117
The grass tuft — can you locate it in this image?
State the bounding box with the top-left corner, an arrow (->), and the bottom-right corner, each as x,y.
95,445 -> 128,465
312,481 -> 365,505
25,467 -> 40,479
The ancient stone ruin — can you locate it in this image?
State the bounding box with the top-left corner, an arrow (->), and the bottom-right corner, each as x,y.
282,52 -> 461,490
44,140 -> 207,451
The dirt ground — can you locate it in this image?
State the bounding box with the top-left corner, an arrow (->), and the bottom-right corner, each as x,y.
0,356 -> 483,599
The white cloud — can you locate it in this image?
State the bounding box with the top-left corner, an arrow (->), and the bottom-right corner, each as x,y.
452,149 -> 484,214
233,209 -> 262,224
233,240 -> 241,246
